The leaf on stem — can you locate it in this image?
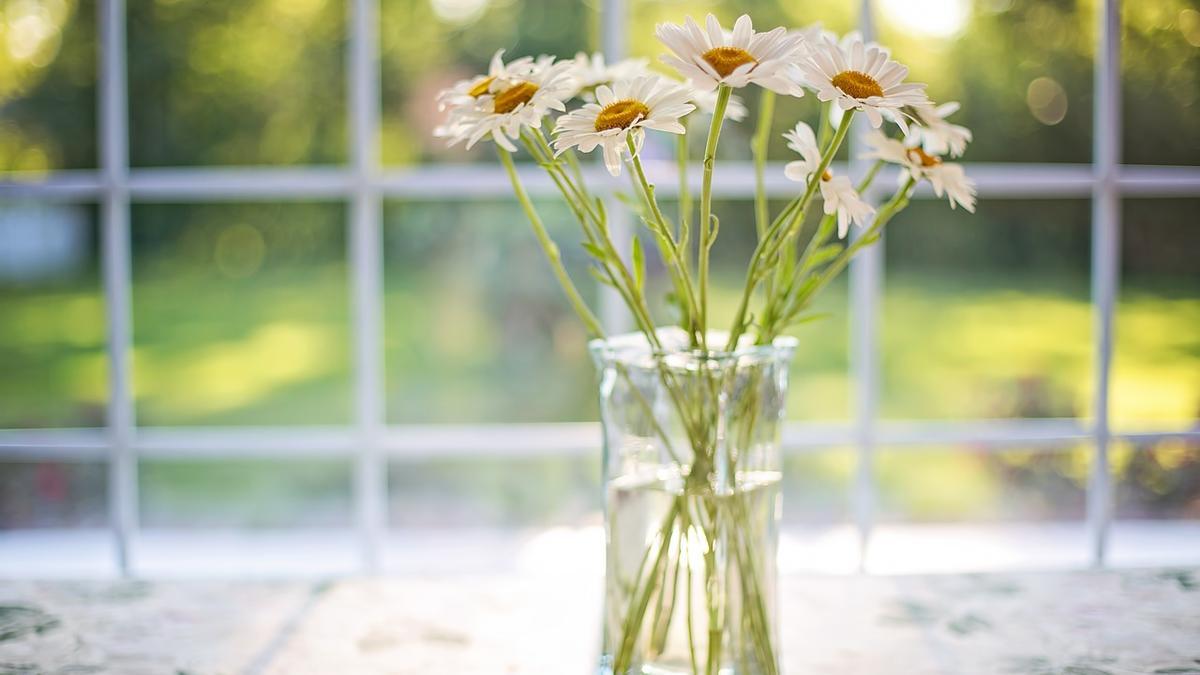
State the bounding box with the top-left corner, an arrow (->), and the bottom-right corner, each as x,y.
582,241 -> 609,262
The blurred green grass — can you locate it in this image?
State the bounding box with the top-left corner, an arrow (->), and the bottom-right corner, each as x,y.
4,268 -> 1194,428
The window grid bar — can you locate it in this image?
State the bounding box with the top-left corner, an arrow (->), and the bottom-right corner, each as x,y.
847,0 -> 880,574
5,164 -> 1200,200
99,0 -> 135,577
4,423 -> 1196,462
348,0 -> 386,572
1088,0 -> 1122,568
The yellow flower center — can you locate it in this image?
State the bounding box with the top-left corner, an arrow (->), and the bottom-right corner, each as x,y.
468,75 -> 495,98
701,46 -> 757,78
907,147 -> 941,167
831,70 -> 884,99
594,99 -> 651,132
821,169 -> 833,181
493,82 -> 539,114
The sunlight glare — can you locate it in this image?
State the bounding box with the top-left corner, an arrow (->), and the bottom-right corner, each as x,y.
878,0 -> 971,39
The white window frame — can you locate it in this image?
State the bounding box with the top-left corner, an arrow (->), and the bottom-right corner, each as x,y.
1,0 -> 1199,575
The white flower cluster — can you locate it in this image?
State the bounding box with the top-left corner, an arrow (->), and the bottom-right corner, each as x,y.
434,13 -> 976,229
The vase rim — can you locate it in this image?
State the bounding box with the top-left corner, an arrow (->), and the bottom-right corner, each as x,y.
588,327 -> 798,369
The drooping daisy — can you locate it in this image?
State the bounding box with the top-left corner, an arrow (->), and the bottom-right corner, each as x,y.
553,75 -> 695,176
861,131 -> 977,212
656,14 -> 807,96
906,101 -> 972,158
798,35 -> 928,131
564,52 -> 652,100
688,82 -> 748,121
783,121 -> 875,238
434,50 -> 574,152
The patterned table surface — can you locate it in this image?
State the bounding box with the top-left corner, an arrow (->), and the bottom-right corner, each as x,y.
1,568 -> 1198,674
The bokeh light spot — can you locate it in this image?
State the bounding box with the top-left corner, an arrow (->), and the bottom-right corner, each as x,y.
1180,9 -> 1200,48
430,0 -> 489,25
1026,76 -> 1068,126
878,0 -> 970,39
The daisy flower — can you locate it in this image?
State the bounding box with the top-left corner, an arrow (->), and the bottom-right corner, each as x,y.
689,83 -> 749,121
906,101 -> 972,158
434,50 -> 574,152
798,35 -> 928,131
553,75 -> 695,176
565,52 -> 652,100
656,14 -> 807,96
861,131 -> 977,212
783,121 -> 875,238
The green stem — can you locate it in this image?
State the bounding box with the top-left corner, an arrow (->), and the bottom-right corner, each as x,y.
628,135 -> 702,346
697,85 -> 732,349
752,90 -> 775,243
724,109 -> 856,351
613,500 -> 680,673
676,130 -> 692,247
497,148 -> 603,338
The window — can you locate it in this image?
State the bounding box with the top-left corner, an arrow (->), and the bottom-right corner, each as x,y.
1,0 -> 1197,576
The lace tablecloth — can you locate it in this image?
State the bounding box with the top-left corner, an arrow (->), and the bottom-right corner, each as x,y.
1,568 -> 1197,674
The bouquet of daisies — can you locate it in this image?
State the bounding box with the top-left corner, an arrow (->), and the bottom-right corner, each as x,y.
435,15 -> 973,355
435,13 -> 976,675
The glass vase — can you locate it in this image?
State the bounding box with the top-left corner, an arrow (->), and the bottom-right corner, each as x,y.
591,328 -> 797,675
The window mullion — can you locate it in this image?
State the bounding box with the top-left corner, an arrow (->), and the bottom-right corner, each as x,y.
100,0 -> 136,577
348,0 -> 386,572
1088,0 -> 1122,568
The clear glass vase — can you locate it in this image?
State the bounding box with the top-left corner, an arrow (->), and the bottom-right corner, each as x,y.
591,328 -> 797,675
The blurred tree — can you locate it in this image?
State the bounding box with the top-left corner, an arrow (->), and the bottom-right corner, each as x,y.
0,0 -> 95,172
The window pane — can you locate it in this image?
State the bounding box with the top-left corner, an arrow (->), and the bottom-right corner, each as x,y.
383,199 -> 599,423
782,448 -> 854,524
388,455 -> 600,529
131,202 -> 351,426
1110,437 -> 1200,566
0,459 -> 112,576
880,0 -> 1092,163
1123,2 -> 1200,165
380,0 -> 594,166
780,448 -> 857,573
0,460 -> 107,528
1113,198 -> 1200,432
1114,438 -> 1200,520
870,445 -> 1090,572
877,446 -> 1089,522
140,459 -> 352,528
127,0 -> 346,166
882,199 -> 1092,419
0,0 -> 95,172
0,201 -> 105,428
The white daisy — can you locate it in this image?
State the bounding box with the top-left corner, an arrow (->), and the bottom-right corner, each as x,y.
822,175 -> 876,238
565,52 -> 652,100
656,14 -> 807,96
861,131 -> 977,212
553,75 -> 695,176
798,35 -> 928,131
435,49 -> 534,123
783,121 -> 875,238
782,120 -> 821,182
434,50 -> 573,152
688,82 -> 748,121
906,101 -> 972,158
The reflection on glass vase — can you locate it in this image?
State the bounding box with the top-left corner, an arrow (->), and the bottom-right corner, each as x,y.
592,329 -> 797,675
